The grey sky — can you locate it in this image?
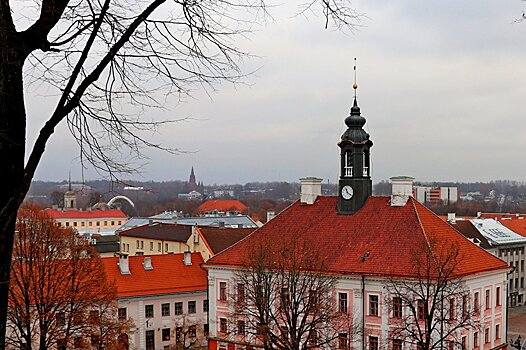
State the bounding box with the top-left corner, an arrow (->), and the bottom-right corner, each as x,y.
26,0 -> 526,185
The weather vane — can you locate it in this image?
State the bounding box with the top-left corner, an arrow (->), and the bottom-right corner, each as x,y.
353,57 -> 358,99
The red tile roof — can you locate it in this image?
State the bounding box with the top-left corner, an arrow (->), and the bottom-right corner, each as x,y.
102,253 -> 206,298
43,208 -> 127,219
207,196 -> 508,278
197,200 -> 247,213
197,227 -> 257,255
118,223 -> 192,242
498,219 -> 526,238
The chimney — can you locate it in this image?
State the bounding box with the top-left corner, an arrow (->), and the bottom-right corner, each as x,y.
143,256 -> 153,270
118,254 -> 131,275
237,223 -> 243,228
390,176 -> 414,207
183,251 -> 192,266
218,221 -> 225,228
447,213 -> 456,223
266,211 -> 275,222
300,177 -> 322,205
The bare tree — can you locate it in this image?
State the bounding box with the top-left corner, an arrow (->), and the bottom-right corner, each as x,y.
6,206 -> 130,350
384,240 -> 481,350
169,314 -> 207,350
0,0 -> 360,345
226,236 -> 353,350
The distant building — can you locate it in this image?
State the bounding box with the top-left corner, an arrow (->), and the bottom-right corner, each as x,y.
43,208 -> 127,235
188,166 -> 197,192
102,253 -> 208,350
413,185 -> 458,204
211,189 -> 235,198
177,190 -> 203,200
197,199 -> 247,216
87,234 -> 120,257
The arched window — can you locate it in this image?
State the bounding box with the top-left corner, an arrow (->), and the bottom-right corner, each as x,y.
344,151 -> 353,177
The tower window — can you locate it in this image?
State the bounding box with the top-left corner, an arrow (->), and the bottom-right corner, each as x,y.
344,152 -> 353,177
363,152 -> 369,176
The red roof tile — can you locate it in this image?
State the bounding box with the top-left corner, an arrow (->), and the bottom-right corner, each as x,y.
102,253 -> 206,298
498,219 -> 526,238
207,196 -> 508,278
197,200 -> 247,213
43,208 -> 127,219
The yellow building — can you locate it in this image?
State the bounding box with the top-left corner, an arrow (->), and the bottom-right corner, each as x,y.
43,208 -> 127,234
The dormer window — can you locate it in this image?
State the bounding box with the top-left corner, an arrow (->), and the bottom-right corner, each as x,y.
344,151 -> 353,177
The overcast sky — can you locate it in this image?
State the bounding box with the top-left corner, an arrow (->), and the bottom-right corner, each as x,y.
26,0 -> 526,185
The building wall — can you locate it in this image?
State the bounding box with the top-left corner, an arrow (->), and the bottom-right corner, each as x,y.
207,266 -> 507,350
118,291 -> 208,350
496,244 -> 526,306
119,236 -> 189,256
55,217 -> 125,232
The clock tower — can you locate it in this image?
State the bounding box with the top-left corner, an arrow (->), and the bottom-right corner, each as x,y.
337,83 -> 373,214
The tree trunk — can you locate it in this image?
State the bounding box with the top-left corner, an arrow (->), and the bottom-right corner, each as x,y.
0,17 -> 28,348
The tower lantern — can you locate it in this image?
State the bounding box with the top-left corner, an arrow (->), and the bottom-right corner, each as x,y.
337,65 -> 373,214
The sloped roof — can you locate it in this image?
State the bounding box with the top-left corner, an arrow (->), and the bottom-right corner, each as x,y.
446,220 -> 493,249
470,218 -> 526,246
207,196 -> 508,279
496,218 -> 526,238
198,227 -> 256,255
102,253 -> 206,298
43,208 -> 127,219
118,223 -> 192,242
197,200 -> 247,213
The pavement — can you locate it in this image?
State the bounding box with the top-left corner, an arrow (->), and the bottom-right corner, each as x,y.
508,306 -> 526,340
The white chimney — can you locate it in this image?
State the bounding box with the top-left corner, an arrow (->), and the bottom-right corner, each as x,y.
390,176 -> 414,207
300,177 -> 322,205
183,251 -> 192,266
118,254 -> 131,275
447,213 -> 456,223
143,256 -> 153,270
267,211 -> 275,222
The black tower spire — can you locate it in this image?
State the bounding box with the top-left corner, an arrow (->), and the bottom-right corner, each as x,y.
337,59 -> 373,214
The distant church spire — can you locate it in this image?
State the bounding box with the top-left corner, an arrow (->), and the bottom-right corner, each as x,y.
337,58 -> 373,214
188,167 -> 197,192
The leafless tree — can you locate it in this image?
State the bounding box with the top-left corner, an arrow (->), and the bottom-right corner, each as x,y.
225,235 -> 354,350
384,240 -> 481,350
169,314 -> 207,350
6,206 -> 130,350
0,0 -> 361,345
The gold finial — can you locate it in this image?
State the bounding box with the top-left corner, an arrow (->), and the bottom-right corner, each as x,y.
353,57 -> 358,98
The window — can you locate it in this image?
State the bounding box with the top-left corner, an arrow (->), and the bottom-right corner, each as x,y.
174,302 -> 183,315
280,287 -> 290,309
140,240 -> 144,249
104,221 -> 108,226
220,318 -> 227,333
474,292 -> 480,313
158,242 -> 161,252
392,297 -> 402,318
118,221 -> 122,225
369,336 -> 379,350
188,325 -> 196,337
146,330 -> 155,350
393,339 -> 402,350
474,331 -> 479,348
203,299 -> 209,312
369,295 -> 379,316
204,324 -> 209,337
461,336 -> 466,350
145,304 -> 154,318
96,221 -> 100,226
447,341 -> 454,350
162,303 -> 170,317
339,292 -> 348,313
122,243 -> 126,251
495,324 -> 500,339
176,327 -> 182,343
150,242 -> 154,251
165,243 -> 168,252
338,333 -> 348,349
485,290 -> 490,309
484,328 -> 490,344
417,299 -> 425,320
73,221 -> 77,227
57,312 -> 65,326
136,240 -> 140,249
344,151 -> 353,177
496,286 -> 501,306
462,295 -> 467,316
237,283 -> 245,304
65,222 -> 69,227
188,300 -> 196,314
308,329 -> 317,345
162,328 -> 170,341
118,308 -> 127,321
237,320 -> 246,335
448,298 -> 455,320
522,277 -> 524,289
219,282 -> 226,301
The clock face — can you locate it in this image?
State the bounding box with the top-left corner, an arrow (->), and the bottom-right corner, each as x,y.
341,185 -> 354,200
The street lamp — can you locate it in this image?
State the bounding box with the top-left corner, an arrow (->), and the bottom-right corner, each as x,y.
510,335 -> 522,350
